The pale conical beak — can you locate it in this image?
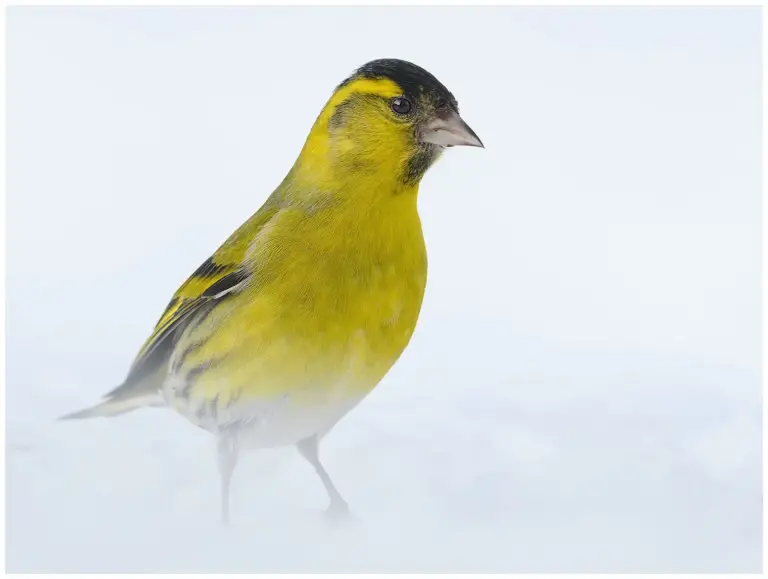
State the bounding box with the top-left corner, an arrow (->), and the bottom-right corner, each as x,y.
419,109 -> 484,148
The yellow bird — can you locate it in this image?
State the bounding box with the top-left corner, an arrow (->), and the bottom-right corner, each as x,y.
62,58 -> 483,523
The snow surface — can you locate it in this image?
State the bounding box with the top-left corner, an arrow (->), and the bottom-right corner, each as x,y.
6,6 -> 762,573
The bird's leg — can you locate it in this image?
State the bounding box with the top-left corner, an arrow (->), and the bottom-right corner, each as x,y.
297,435 -> 349,518
217,430 -> 239,526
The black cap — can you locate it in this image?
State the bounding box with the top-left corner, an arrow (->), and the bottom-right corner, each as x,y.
340,58 -> 457,108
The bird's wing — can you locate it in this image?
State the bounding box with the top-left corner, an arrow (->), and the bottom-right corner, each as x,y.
121,202 -> 280,390
128,258 -> 248,378
60,202 -> 281,419
71,255 -> 250,416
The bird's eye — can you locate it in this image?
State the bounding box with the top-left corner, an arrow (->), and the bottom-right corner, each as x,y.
390,97 -> 412,115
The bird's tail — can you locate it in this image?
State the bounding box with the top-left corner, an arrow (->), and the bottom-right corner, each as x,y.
59,378 -> 164,420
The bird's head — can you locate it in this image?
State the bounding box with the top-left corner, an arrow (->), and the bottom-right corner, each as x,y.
295,58 -> 483,191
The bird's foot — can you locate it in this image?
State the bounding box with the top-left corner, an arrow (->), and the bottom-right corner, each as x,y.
324,499 -> 353,525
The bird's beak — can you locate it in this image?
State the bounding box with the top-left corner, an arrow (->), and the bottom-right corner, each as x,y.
419,109 -> 484,148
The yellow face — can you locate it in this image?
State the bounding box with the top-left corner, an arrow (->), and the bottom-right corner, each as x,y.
295,59 -> 483,191
324,77 -> 442,184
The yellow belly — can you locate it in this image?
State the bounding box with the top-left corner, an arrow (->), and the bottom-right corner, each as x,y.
162,271 -> 424,444
188,275 -> 423,401
163,224 -> 427,443
162,193 -> 428,443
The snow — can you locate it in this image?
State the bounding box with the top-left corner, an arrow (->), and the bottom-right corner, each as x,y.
6,6 -> 762,573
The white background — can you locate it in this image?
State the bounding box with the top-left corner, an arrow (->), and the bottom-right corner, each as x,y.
6,6 -> 762,572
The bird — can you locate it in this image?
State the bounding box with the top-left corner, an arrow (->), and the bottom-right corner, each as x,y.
61,58 -> 483,524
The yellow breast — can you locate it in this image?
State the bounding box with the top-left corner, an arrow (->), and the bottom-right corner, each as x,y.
171,191 -> 428,412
